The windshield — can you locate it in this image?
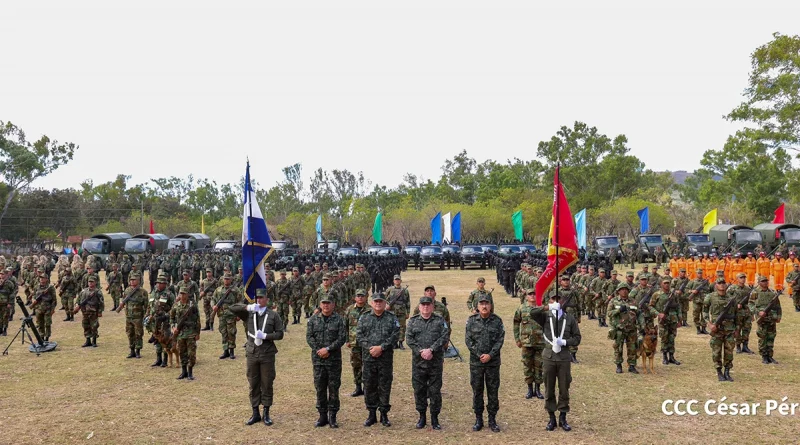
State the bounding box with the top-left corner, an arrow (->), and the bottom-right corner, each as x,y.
735,231 -> 761,243
81,239 -> 106,253
168,240 -> 187,250
443,247 -> 460,253
640,236 -> 663,244
339,248 -> 358,256
214,241 -> 235,250
686,234 -> 710,243
595,237 -> 619,247
518,244 -> 536,251
125,239 -> 149,252
385,247 -> 399,254
482,245 -> 498,252
272,241 -> 287,250
462,247 -> 482,253
405,247 -> 420,253
499,245 -> 521,252
422,247 -> 441,254
783,230 -> 800,242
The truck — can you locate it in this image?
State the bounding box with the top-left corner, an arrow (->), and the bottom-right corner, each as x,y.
80,233 -> 132,264
592,235 -> 621,261
169,233 -> 211,251
708,225 -> 763,255
316,240 -> 339,254
683,233 -> 713,256
753,223 -> 800,253
637,234 -> 664,263
124,233 -> 170,258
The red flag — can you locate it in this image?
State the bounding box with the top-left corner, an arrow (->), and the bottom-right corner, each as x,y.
149,220 -> 155,234
535,167 -> 580,306
773,203 -> 785,224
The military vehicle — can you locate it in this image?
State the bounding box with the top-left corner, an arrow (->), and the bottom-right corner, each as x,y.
708,225 -> 762,255
637,234 -> 664,263
754,223 -> 800,253
683,233 -> 713,255
404,245 -> 422,268
592,235 -> 621,259
419,245 -> 444,270
124,233 -> 169,258
169,233 -> 211,251
460,245 -> 487,269
316,240 -> 339,254
81,233 -> 132,264
212,239 -> 237,251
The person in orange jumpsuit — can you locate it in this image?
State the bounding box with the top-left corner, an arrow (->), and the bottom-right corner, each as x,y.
702,253 -> 716,279
669,254 -> 680,278
715,254 -> 726,280
756,252 -> 771,284
730,253 -> 745,284
676,255 -> 687,279
772,252 -> 786,291
722,253 -> 733,283
686,255 -> 697,281
744,252 -> 757,286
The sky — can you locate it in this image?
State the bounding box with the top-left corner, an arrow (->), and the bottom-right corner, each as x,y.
2,0 -> 798,194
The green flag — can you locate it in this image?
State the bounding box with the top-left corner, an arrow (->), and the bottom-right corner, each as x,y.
512,210 -> 523,241
373,212 -> 383,244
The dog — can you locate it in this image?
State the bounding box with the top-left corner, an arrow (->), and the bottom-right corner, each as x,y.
638,325 -> 658,374
153,317 -> 180,368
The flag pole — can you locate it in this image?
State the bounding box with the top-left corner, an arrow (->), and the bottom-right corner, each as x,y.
247,159 -> 256,301
555,163 -> 560,301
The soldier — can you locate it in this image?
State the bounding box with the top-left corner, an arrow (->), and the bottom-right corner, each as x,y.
726,273 -> 754,354
345,289 -> 370,397
29,273 -> 56,341
73,275 -> 104,347
749,275 -> 782,364
546,276 -> 579,363
171,286 -> 201,380
105,263 -> 123,311
289,267 -> 305,325
786,262 -> 800,312
58,268 -> 79,322
302,265 -> 315,319
412,285 -> 451,327
650,278 -> 682,365
230,288 -> 285,426
178,270 -> 200,304
0,269 -> 15,335
199,268 -> 218,331
465,294 -> 504,433
608,282 -> 640,373
356,293 -> 400,427
672,268 -> 690,327
118,273 -> 149,359
635,264 -> 650,282
704,278 -> 736,381
406,295 -> 450,430
513,288 -> 545,400
467,277 -> 493,313
145,273 -> 175,364
589,268 -> 608,326
685,268 -> 710,335
311,274 -> 333,313
306,293 -> 348,428
148,254 -> 161,290
385,275 -> 410,349
212,272 -> 242,359
274,270 -> 291,331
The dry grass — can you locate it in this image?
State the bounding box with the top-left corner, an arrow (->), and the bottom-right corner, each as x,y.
1,268 -> 799,444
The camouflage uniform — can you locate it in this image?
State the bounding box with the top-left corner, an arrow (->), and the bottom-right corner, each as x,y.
356,307 -> 400,416
170,295 -> 201,376
345,301 -> 370,388
704,289 -> 736,373
199,273 -> 218,330
30,281 -> 56,339
106,269 -> 123,309
58,271 -> 79,321
412,299 -> 451,326
467,288 -> 493,313
749,285 -> 782,361
306,309 -> 348,417
608,290 -> 640,367
465,311 -> 505,421
588,273 -> 607,322
123,280 -> 149,354
274,274 -> 291,327
786,269 -> 800,309
212,279 -> 243,355
0,277 -> 15,334
302,271 -> 315,317
686,274 -> 710,329
650,287 -> 681,357
177,277 -> 199,304
671,274 -> 691,324
406,308 -> 449,418
513,302 -> 544,387
727,283 -> 753,352
75,284 -> 104,344
385,284 -> 410,344
289,270 -> 305,322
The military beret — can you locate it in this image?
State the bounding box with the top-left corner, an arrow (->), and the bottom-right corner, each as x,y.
477,294 -> 491,303
356,289 -> 366,296
394,274 -> 401,280
424,284 -> 435,291
87,276 -> 97,283
616,282 -> 630,291
679,268 -> 686,272
477,277 -> 485,282
255,288 -> 267,297
737,272 -> 747,278
371,293 -> 385,302
715,278 -> 727,284
419,296 -> 433,304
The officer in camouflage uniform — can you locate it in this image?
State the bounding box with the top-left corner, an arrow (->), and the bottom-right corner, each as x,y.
546,276 -> 579,363
588,268 -> 608,326
384,275 -> 410,349
608,282 -> 640,374
171,286 -> 201,380
514,288 -> 545,400
74,275 -> 104,347
289,267 -> 305,325
726,272 -> 754,354
301,265 -> 315,318
671,268 -> 690,327
345,289 -> 370,397
115,272 -> 148,358
406,295 -> 450,430
0,270 -> 16,335
212,272 -> 242,359
467,277 -> 493,314
465,294 -> 505,433
749,275 -> 782,364
650,277 -> 682,365
356,293 -> 400,427
786,262 -> 800,311
686,268 -> 710,335
58,268 -> 79,322
178,270 -> 199,304
703,278 -> 736,381
29,273 -> 56,341
106,263 -> 123,311
199,268 -> 218,331
306,293 -> 347,428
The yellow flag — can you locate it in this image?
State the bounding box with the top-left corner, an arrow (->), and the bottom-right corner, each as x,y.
201,214 -> 205,234
702,209 -> 717,234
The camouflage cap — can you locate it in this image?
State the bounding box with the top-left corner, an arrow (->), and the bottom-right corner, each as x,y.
679,268 -> 686,273
292,267 -> 299,272
477,277 -> 485,282
224,265 -> 231,271
63,268 -> 72,274
526,288 -> 535,294
478,294 -> 491,303
371,293 -> 385,302
156,274 -> 168,283
610,270 -> 617,275
616,282 -> 631,292
355,289 -> 366,296
87,276 -> 97,283
279,269 -> 287,274
737,272 -> 747,278
222,272 -> 233,280
319,295 -> 333,303
661,278 -> 671,284
598,268 -> 606,274
130,272 -> 141,280
626,271 -> 634,277
424,284 -> 435,291
560,274 -> 570,280
759,275 -> 769,282
715,278 -> 727,285
393,274 -> 401,280
716,270 -> 724,276
419,296 -> 433,304
305,265 -> 312,270
205,268 -> 213,272
255,288 -> 267,297
696,268 -> 703,273
314,263 -> 321,267
347,265 -> 354,270
178,286 -> 189,294
322,274 -> 331,280
642,265 -> 649,269
183,270 -> 190,275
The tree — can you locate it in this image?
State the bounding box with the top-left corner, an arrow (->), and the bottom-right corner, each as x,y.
0,121 -> 78,238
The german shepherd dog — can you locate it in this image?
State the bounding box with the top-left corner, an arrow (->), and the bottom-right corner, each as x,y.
638,325 -> 658,374
153,315 -> 179,368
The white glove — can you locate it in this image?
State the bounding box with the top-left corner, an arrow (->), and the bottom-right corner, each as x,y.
247,303 -> 263,313
549,302 -> 561,311
557,338 -> 567,346
256,330 -> 267,340
629,305 -> 638,311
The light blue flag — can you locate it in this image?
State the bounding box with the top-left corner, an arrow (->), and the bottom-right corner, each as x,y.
315,214 -> 323,242
241,161 -> 272,303
574,209 -> 587,249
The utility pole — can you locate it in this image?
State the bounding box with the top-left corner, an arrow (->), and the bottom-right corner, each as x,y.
141,199 -> 144,233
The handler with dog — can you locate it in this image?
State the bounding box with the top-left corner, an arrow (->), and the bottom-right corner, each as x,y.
607,282 -> 640,374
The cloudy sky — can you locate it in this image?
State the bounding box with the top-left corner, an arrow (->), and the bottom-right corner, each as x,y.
1,0 -> 798,193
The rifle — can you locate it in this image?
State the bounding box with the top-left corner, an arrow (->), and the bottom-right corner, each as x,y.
755,289 -> 784,324
637,285 -> 658,311
116,286 -> 141,313
214,287 -> 235,311
30,289 -> 48,307
711,294 -> 738,331
386,285 -> 409,309
173,301 -> 198,333
200,281 -> 215,298
76,289 -> 101,311
440,297 -> 463,361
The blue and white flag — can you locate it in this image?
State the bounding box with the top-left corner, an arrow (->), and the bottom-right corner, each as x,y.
242,161 -> 273,303
316,214 -> 323,242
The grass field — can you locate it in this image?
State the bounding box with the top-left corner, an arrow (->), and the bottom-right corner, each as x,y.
1,267 -> 799,444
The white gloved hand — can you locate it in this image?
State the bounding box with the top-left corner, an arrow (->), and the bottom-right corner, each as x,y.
247,303 -> 261,312
256,330 -> 267,340
557,338 -> 567,346
549,302 -> 561,311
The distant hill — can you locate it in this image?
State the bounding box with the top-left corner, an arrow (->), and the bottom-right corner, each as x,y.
661,170 -> 721,185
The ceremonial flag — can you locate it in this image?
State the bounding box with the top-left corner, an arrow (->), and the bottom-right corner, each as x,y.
574,209 -> 587,249
443,212 -> 452,243
452,212 -> 462,243
201,214 -> 205,234
241,161 -> 273,303
512,210 -> 523,241
431,212 -> 442,244
637,207 -> 650,233
535,166 -> 579,306
773,203 -> 785,224
315,215 -> 323,242
149,219 -> 155,234
702,209 -> 717,234
372,212 -> 383,244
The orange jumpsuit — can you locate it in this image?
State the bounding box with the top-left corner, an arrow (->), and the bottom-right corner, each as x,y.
703,258 -> 716,279
772,258 -> 786,290
686,259 -> 697,281
756,257 -> 771,281
669,259 -> 679,278
744,257 -> 757,286
724,258 -> 733,283
676,258 -> 687,276
730,259 -> 745,284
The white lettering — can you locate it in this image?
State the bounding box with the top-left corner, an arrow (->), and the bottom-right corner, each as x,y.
766,399 -> 778,415
662,400 -> 674,416
705,399 -> 716,416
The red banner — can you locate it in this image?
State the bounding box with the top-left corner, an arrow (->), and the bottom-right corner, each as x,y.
535,166 -> 580,306
773,203 -> 785,224
149,220 -> 155,234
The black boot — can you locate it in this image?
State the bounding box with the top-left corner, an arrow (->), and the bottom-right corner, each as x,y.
570,352 -> 579,364
152,353 -> 163,367
769,356 -> 779,364
315,411 -> 329,427
92,336 -> 98,347
431,413 -> 440,430
662,352 -> 669,365
219,348 -> 230,359
735,343 -> 742,353
701,326 -> 709,335
488,414 -> 500,432
696,326 -> 702,335
525,383 -> 534,399
558,412 -> 571,432
415,410 -> 427,429
534,383 -> 544,399
262,406 -> 273,425
210,322 -> 214,332
717,367 -> 725,381
762,355 -> 770,364
202,322 -> 211,331
668,352 -> 681,365
177,364 -> 188,379
135,349 -> 141,358
148,335 -> 156,344
724,367 -> 733,382
245,406 -> 261,425
398,341 -> 405,350
380,411 -> 391,427
229,348 -> 235,360
127,347 -> 136,358
364,410 -> 377,427
616,364 -> 623,374
742,342 -> 755,354
63,316 -> 70,322
111,305 -> 117,312
187,366 -> 194,380
161,352 -> 169,367
328,412 -> 338,428
628,364 -> 639,374
351,383 -> 364,397
472,414 -> 483,431
82,337 -> 92,347
546,412 -> 557,431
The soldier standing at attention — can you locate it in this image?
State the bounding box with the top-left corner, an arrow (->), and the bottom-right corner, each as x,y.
118,273 -> 149,359
406,295 -> 450,430
290,267 -> 305,325
465,294 -> 504,433
200,268 -> 217,331
0,269 -> 16,335
58,268 -> 79,322
29,273 -> 56,342
171,286 -> 201,380
306,294 -> 348,428
686,268 -> 710,335
514,288 -> 545,400
672,268 -> 690,327
230,288 -> 285,426
385,275 -> 410,349
212,272 -> 242,360
704,278 -> 736,381
74,275 -> 104,347
356,293 -> 400,427
785,262 -> 800,312
608,282 -> 640,374
106,263 -> 123,311
727,273 -> 754,354
345,289 -> 370,397
467,277 -> 493,313
650,278 -> 682,366
749,275 -> 782,364
178,270 -> 199,304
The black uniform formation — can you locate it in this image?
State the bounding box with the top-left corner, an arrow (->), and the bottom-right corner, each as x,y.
487,250 -> 613,295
